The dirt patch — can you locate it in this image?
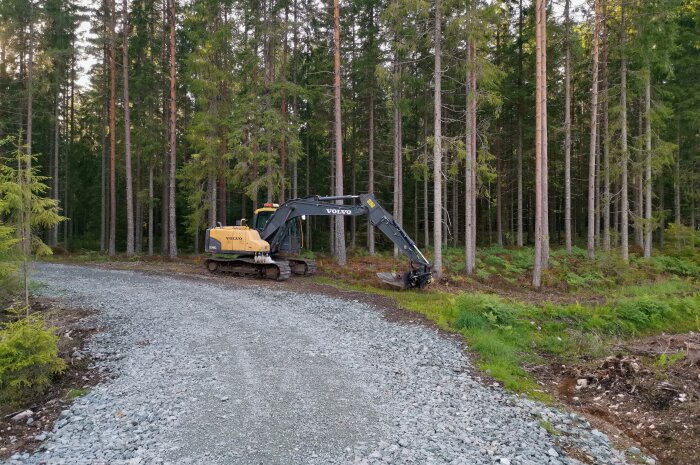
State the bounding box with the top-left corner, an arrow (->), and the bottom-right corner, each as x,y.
535,333 -> 700,465
313,255 -> 606,306
64,254 -> 606,306
0,298 -> 103,460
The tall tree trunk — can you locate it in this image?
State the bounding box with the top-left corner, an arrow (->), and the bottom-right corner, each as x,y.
123,0 -> 135,256
620,2 -> 629,262
292,0 -> 298,200
392,51 -> 402,259
587,0 -> 600,260
496,131 -> 502,246
636,172 -> 644,248
564,0 -> 572,253
100,24 -> 108,252
465,38 -> 476,275
659,174 -> 664,247
433,0 -> 443,279
332,0 -> 346,265
218,173 -> 226,225
423,108 -> 429,248
168,0 -> 177,258
109,0 -> 117,256
280,3 -> 288,204
52,86 -> 60,247
208,172 -> 217,226
601,0 -> 610,252
22,5 -> 35,310
516,0 -> 524,247
644,68 -> 652,258
533,0 -> 548,287
148,165 -> 154,255
674,119 -> 681,225
367,91 -> 375,254
160,0 -> 168,255
135,153 -> 142,252
453,172 -> 459,246
305,133 -> 311,249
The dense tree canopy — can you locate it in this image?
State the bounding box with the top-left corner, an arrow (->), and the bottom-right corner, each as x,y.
0,0 -> 699,282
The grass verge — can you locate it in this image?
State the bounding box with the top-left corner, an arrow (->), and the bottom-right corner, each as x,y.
315,276 -> 700,401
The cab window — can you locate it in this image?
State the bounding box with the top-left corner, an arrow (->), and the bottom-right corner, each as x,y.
253,210 -> 274,232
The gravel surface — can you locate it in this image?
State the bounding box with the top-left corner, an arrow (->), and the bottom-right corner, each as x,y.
5,263 -> 633,465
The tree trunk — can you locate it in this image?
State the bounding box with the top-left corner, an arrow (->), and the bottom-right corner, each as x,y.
601,0 -> 610,251
516,0 -> 524,248
280,3 -> 288,204
332,0 -> 346,265
423,109 -> 429,249
52,86 -> 60,247
22,5 -> 35,309
305,132 -> 311,249
659,174 -> 664,247
148,165 -> 154,255
674,118 -> 681,225
368,90 -> 375,254
100,72 -> 107,252
109,0 -> 117,257
465,38 -> 476,275
453,172 -> 459,246
123,0 -> 135,256
564,0 -> 572,253
533,0 -> 548,287
392,51 -> 402,259
620,3 -> 629,262
208,172 -> 217,227
644,69 -> 652,258
135,152 -> 143,253
496,131 -> 502,246
636,172 -> 644,248
587,0 -> 600,260
433,0 -> 443,279
292,0 -> 298,200
168,0 -> 177,258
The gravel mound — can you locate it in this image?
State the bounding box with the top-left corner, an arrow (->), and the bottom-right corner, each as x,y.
4,263 -> 631,465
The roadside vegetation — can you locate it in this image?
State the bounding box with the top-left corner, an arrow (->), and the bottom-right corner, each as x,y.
0,141 -> 66,408
316,227 -> 700,400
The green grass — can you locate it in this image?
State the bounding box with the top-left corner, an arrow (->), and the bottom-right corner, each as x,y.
315,262 -> 700,400
655,352 -> 686,368
538,418 -> 561,436
67,388 -> 90,399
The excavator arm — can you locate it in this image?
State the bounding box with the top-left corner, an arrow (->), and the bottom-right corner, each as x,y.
261,193 -> 432,289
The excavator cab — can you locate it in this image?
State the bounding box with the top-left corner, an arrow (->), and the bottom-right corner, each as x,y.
253,203 -> 302,255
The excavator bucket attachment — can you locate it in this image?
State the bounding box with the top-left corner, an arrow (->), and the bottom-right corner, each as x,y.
378,267 -> 432,290
377,271 -> 411,290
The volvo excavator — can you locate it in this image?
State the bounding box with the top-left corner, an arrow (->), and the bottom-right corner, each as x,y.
204,193 -> 432,289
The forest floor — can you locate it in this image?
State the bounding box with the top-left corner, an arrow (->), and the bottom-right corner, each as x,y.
39,247 -> 700,465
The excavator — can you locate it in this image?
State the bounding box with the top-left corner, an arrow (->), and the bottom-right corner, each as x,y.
204,193 -> 432,289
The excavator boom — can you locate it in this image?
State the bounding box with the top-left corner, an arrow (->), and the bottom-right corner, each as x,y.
261,194 -> 432,289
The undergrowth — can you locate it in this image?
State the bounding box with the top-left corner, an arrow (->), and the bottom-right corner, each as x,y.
0,312 -> 66,407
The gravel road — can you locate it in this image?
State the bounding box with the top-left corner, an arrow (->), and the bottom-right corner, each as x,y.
5,263 -> 632,465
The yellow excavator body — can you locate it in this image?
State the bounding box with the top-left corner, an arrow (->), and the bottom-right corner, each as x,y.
206,225 -> 270,254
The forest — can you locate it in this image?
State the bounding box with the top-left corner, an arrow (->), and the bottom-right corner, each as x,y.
2,2 -> 700,462
0,0 -> 699,286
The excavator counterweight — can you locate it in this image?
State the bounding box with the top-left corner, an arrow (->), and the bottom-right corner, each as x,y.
204,194 -> 432,289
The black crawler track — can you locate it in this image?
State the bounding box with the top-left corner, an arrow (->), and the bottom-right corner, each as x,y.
205,257 -> 292,281
286,258 -> 317,276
